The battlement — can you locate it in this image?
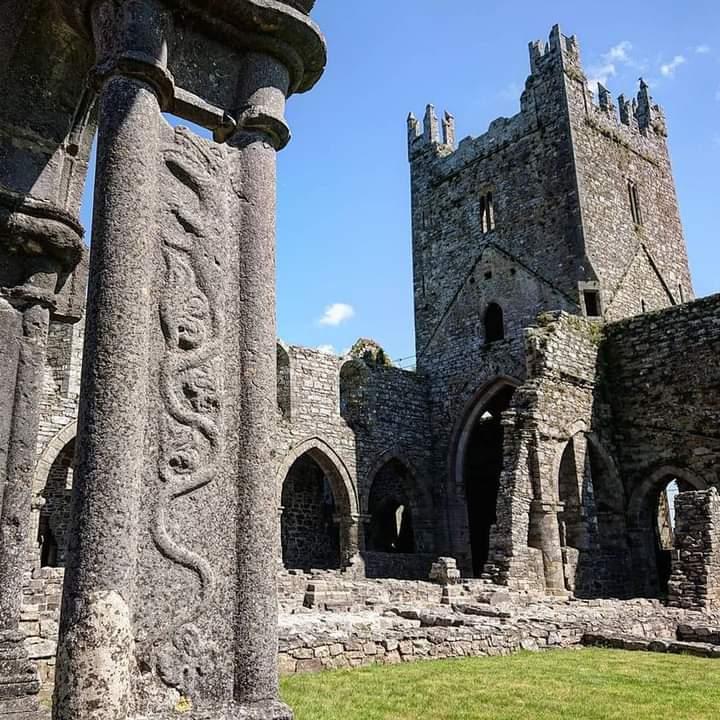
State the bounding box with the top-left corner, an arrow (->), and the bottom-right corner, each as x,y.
407,105 -> 456,158
408,25 -> 668,169
528,24 -> 579,74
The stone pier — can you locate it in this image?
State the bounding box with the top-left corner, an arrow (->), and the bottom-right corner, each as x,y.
49,1 -> 325,719
0,3 -> 94,716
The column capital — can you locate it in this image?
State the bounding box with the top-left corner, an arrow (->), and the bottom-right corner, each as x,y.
63,0 -> 326,96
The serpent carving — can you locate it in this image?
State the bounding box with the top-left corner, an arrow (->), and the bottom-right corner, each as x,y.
152,128 -> 226,694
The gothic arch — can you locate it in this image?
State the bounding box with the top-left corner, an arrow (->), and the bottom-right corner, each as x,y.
627,464 -> 708,597
450,376 -> 521,491
627,465 -> 708,529
363,448 -> 424,514
32,421 -> 78,498
275,437 -> 357,516
31,421 -> 77,568
449,375 -> 520,576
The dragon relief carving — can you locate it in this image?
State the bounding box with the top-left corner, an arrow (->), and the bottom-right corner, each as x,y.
152,127 -> 227,697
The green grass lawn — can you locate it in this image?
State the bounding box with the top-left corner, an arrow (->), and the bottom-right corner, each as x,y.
280,648 -> 720,720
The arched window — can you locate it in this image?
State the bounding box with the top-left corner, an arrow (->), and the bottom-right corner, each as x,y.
38,438 -> 75,568
484,303 -> 504,343
277,343 -> 291,419
366,459 -> 416,554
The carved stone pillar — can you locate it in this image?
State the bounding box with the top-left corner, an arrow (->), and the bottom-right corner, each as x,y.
53,1 -> 325,718
0,3 -> 95,715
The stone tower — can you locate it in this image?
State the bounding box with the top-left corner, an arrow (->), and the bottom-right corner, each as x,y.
408,24 -> 693,369
407,25 -> 695,577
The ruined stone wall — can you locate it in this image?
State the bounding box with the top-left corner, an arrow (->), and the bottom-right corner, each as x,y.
602,294 -> 720,596
487,312 -> 629,596
669,488 -> 720,610
274,344 -> 435,574
603,294 -> 720,501
29,315 -> 84,567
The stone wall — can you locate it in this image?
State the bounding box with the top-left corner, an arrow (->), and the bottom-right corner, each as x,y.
277,596 -> 715,675
275,343 -> 435,573
29,315 -> 84,568
602,293 -> 720,596
669,489 -> 720,610
19,568 -> 64,705
486,311 -> 629,597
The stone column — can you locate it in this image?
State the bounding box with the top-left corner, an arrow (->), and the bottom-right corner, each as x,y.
0,3 -> 97,715
53,2 -> 325,719
0,132 -> 90,720
529,500 -> 566,594
0,289 -> 51,717
54,3 -> 173,718
231,54 -> 288,710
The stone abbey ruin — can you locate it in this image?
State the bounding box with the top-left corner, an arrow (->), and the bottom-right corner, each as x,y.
1,3 -> 719,719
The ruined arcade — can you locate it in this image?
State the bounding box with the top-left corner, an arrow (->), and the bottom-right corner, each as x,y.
1,13 -> 720,720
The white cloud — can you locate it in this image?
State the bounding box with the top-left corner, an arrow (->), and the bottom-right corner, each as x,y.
317,302 -> 355,327
660,55 -> 686,77
316,344 -> 336,355
607,40 -> 633,63
696,44 -> 711,54
587,41 -> 634,92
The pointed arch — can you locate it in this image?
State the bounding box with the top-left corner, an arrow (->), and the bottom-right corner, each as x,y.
275,437 -> 357,516
449,376 -> 520,576
33,421 -> 77,497
364,451 -> 420,554
32,421 -> 77,568
627,465 -> 708,529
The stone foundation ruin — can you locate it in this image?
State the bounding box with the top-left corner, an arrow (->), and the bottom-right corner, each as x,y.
2,15 -> 720,720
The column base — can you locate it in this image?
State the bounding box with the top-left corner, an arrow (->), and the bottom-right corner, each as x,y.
0,631 -> 40,718
136,700 -> 293,720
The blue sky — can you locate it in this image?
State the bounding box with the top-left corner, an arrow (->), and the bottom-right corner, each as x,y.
80,1 -> 720,366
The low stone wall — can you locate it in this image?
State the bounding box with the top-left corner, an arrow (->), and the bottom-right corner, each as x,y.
19,568 -> 64,703
21,567 -> 720,702
278,569 -> 473,612
277,597 -> 715,674
669,488 -> 720,610
362,551 -> 435,580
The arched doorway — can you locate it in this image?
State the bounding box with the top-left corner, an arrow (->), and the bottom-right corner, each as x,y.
586,438 -> 630,596
460,383 -> 516,577
37,437 -> 76,568
366,458 -> 415,553
655,479 -> 679,592
281,453 -> 341,570
628,467 -> 707,597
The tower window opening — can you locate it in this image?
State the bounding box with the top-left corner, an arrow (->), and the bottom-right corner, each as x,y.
480,192 -> 495,233
628,181 -> 643,226
484,303 -> 504,342
583,290 -> 601,318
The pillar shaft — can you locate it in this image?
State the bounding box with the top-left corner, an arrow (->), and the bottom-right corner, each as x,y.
0,305 -> 50,629
531,500 -> 566,593
0,303 -> 49,717
54,69 -> 162,720
232,133 -> 283,708
51,2 -> 325,718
